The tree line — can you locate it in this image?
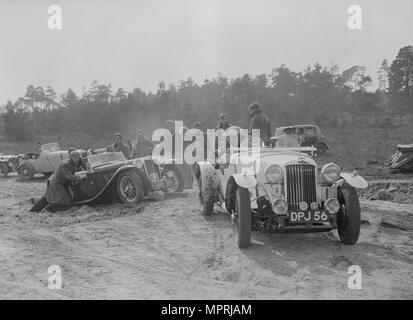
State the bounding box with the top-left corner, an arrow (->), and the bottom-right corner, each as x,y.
1,45 -> 412,142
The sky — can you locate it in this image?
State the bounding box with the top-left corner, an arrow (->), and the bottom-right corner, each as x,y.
0,0 -> 412,104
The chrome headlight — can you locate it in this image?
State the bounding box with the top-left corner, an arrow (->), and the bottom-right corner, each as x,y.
325,198 -> 340,214
133,159 -> 144,169
264,164 -> 283,183
272,198 -> 288,215
321,163 -> 340,183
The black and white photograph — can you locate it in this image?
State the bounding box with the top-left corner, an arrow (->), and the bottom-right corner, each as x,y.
0,0 -> 412,303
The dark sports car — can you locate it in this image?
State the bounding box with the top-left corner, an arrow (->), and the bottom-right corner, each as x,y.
31,151 -> 185,211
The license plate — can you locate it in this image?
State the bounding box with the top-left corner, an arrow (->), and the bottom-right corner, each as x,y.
149,173 -> 159,182
289,211 -> 329,223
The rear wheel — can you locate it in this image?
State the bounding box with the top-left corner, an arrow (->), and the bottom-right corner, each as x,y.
18,164 -> 34,180
164,165 -> 185,192
0,162 -> 9,177
235,187 -> 252,248
337,184 -> 360,244
116,170 -> 144,205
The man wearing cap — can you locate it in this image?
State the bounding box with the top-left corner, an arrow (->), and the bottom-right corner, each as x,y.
44,150 -> 85,212
132,130 -> 154,158
108,133 -> 131,160
247,101 -> 272,146
215,113 -> 232,130
276,127 -> 300,148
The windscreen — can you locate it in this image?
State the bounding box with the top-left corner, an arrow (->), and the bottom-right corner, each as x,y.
88,152 -> 126,169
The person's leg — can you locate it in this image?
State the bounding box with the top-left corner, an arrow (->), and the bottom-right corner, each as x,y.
30,195 -> 48,212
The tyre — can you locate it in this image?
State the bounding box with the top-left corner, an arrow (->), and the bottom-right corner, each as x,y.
0,162 -> 9,177
116,170 -> 144,205
18,164 -> 34,180
164,165 -> 185,192
337,183 -> 361,245
197,176 -> 215,215
235,187 -> 252,248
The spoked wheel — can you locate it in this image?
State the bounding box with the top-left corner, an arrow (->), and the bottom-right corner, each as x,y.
116,170 -> 144,205
337,183 -> 360,245
164,165 -> 184,192
0,163 -> 9,177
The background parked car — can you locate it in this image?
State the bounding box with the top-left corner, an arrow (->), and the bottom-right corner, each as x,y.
388,144 -> 413,172
17,142 -> 75,180
0,154 -> 22,177
273,124 -> 330,155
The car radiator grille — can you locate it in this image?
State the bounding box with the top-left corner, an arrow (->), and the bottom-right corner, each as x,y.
286,164 -> 317,211
144,159 -> 161,177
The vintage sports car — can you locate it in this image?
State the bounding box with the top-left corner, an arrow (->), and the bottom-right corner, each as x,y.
0,154 -> 22,177
17,142 -> 72,180
195,146 -> 368,248
70,151 -> 185,206
272,124 -> 330,155
388,144 -> 413,172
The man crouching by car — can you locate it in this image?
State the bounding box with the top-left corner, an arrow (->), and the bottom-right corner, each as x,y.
30,150 -> 85,212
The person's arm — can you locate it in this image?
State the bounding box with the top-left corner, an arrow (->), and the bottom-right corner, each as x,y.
62,163 -> 79,182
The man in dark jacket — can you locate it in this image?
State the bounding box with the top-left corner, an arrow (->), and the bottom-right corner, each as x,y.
45,150 -> 84,212
215,113 -> 232,130
108,133 -> 131,159
247,101 -> 272,146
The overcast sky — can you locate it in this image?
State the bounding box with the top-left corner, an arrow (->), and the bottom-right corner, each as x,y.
1,0 -> 412,104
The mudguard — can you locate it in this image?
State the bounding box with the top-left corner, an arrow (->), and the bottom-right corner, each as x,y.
197,161 -> 219,198
231,173 -> 257,189
339,172 -> 368,189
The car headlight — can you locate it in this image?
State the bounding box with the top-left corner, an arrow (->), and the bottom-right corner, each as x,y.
133,159 -> 144,169
321,163 -> 341,183
325,198 -> 340,214
272,198 -> 288,215
265,164 -> 283,183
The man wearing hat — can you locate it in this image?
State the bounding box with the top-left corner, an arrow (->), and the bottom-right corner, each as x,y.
132,130 -> 154,158
247,101 -> 272,146
276,127 -> 300,148
215,113 -> 232,130
44,150 -> 85,212
108,132 -> 131,160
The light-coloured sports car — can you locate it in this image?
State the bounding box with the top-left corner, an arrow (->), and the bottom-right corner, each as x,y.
17,142 -> 71,180
194,146 -> 368,248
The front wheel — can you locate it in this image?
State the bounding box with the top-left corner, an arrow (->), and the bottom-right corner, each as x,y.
197,177 -> 215,215
116,170 -> 144,205
337,184 -> 360,245
235,187 -> 252,248
18,164 -> 34,180
0,162 -> 9,177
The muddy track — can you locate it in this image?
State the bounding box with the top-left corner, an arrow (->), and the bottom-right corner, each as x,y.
0,175 -> 412,299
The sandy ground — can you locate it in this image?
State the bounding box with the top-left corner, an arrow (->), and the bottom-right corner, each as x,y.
0,174 -> 412,300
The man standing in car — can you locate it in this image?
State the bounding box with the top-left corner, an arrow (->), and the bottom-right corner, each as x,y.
108,132 -> 131,159
247,101 -> 272,146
